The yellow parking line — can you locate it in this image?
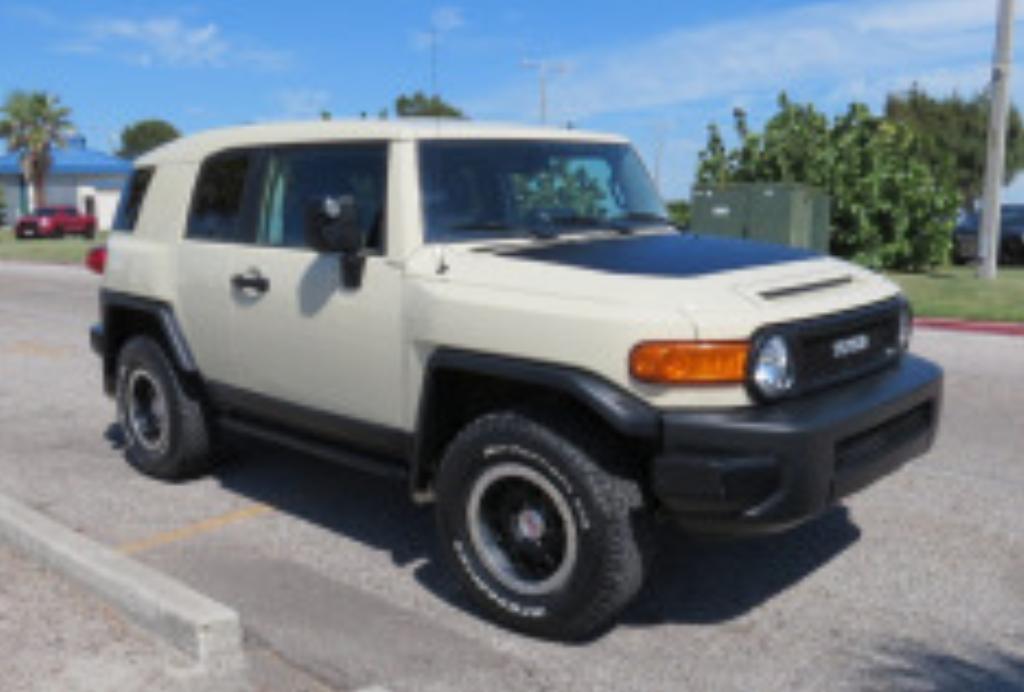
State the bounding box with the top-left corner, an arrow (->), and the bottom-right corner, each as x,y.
4,340 -> 73,359
118,503 -> 274,556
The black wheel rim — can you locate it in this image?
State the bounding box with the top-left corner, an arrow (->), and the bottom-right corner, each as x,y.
466,462 -> 578,596
125,370 -> 168,452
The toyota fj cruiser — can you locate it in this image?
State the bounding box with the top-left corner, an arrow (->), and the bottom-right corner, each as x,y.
90,121 -> 943,640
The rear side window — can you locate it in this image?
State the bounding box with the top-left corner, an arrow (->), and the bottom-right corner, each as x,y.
113,168 -> 154,232
187,151 -> 253,242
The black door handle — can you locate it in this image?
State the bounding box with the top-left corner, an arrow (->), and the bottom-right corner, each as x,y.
231,270 -> 270,293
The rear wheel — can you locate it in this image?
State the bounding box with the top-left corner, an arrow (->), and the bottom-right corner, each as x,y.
435,409 -> 652,640
115,336 -> 217,480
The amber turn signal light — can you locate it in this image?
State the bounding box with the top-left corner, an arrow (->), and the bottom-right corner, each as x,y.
629,341 -> 749,384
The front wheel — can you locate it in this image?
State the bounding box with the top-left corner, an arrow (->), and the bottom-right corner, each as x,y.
435,410 -> 651,640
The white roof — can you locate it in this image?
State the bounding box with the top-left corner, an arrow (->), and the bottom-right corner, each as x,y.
138,119 -> 628,165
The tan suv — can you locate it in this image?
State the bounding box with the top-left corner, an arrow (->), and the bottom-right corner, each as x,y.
91,120 -> 943,639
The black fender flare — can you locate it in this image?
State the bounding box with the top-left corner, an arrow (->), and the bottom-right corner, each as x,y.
410,348 -> 660,497
97,290 -> 199,393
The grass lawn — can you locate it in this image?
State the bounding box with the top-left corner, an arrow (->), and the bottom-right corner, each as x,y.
887,265 -> 1024,323
0,227 -> 107,265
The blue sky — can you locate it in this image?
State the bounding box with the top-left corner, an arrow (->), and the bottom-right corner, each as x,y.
2,0 -> 1022,199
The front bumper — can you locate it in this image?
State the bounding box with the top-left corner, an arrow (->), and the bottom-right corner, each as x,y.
651,354 -> 942,535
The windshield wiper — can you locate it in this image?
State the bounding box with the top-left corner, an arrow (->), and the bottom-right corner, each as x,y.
449,220 -> 558,240
613,212 -> 675,227
547,214 -> 636,235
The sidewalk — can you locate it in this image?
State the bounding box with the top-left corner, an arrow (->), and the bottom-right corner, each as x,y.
0,541 -> 205,692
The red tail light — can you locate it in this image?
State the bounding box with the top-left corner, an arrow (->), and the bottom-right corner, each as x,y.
85,245 -> 107,274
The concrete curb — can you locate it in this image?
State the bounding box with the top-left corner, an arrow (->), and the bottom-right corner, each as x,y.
0,492 -> 245,674
915,317 -> 1024,337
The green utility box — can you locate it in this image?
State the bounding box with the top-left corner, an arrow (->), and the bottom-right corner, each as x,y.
690,183 -> 831,253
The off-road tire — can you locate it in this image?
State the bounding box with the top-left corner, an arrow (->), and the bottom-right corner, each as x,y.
435,409 -> 652,640
115,335 -> 216,480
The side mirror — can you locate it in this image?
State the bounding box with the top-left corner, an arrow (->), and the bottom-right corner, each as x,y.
306,195 -> 366,289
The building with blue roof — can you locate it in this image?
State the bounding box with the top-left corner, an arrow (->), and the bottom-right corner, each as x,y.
1,134 -> 131,228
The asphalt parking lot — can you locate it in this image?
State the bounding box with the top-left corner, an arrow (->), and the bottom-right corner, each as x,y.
1,261 -> 1022,691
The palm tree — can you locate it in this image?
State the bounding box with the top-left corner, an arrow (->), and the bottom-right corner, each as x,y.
0,91 -> 73,209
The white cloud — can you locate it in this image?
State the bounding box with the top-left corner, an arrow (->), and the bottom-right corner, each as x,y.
468,0 -> 1010,123
412,6 -> 465,50
853,0 -> 996,33
432,6 -> 465,33
60,17 -> 290,70
4,4 -> 58,27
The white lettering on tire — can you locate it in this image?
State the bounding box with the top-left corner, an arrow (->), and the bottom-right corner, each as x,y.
453,539 -> 546,619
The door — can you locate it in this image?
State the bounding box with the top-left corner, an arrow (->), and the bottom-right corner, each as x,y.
223,142 -> 406,438
176,149 -> 261,382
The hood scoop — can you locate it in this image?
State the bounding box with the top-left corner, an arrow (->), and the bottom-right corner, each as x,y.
758,274 -> 854,300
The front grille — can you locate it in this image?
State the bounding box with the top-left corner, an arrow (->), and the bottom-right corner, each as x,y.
777,299 -> 902,396
798,304 -> 900,390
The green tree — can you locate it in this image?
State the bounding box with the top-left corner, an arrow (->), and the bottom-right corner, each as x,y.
696,123 -> 729,185
827,104 -> 957,269
117,119 -> 179,159
695,92 -> 959,270
395,91 -> 464,118
0,90 -> 73,208
885,85 -> 1024,212
666,200 -> 690,227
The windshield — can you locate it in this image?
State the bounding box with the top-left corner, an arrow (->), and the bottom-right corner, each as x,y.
419,139 -> 667,242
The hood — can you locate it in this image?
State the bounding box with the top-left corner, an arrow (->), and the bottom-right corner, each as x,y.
408,231 -> 900,339
489,232 -> 816,277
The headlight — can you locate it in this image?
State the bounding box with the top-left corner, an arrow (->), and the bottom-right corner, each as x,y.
898,301 -> 913,352
751,334 -> 795,399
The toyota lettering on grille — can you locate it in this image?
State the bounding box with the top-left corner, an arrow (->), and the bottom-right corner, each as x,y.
832,333 -> 871,359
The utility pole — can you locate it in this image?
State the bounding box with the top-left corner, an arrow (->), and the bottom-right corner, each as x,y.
978,0 -> 1016,280
430,28 -> 438,99
522,59 -> 567,124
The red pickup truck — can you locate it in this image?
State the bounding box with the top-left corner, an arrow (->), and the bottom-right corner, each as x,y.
15,206 -> 97,239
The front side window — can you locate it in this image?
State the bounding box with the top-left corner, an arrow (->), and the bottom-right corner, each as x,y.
257,144 -> 387,251
419,140 -> 667,242
113,167 -> 154,232
188,151 -> 252,242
